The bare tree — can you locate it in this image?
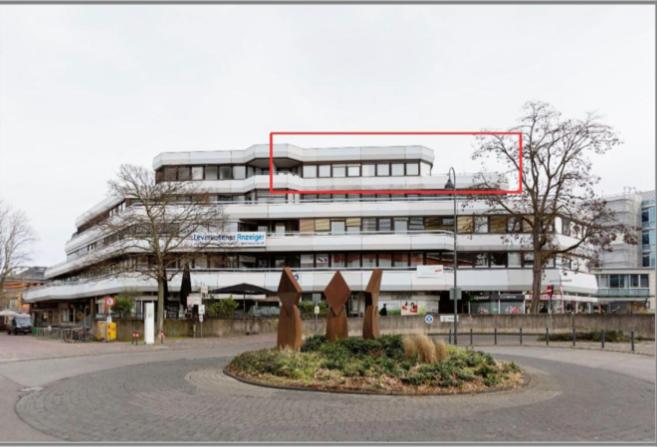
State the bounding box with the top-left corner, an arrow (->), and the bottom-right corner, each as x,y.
472,101 -> 636,313
95,164 -> 223,334
0,200 -> 36,301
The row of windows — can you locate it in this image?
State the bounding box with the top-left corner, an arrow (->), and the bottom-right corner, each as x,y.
301,161 -> 431,178
293,215 -> 545,234
117,251 -> 562,270
597,274 -> 650,289
155,160 -> 431,183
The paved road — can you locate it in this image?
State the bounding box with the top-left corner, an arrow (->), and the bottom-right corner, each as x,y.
1,335 -> 655,443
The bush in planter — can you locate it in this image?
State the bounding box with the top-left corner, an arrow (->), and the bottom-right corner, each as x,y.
207,298 -> 239,318
113,296 -> 134,319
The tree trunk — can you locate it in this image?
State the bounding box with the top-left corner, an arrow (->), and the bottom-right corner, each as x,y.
157,278 -> 165,336
530,254 -> 543,314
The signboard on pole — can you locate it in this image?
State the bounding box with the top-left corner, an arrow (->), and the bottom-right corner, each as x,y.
440,314 -> 459,323
416,265 -> 444,278
144,302 -> 155,345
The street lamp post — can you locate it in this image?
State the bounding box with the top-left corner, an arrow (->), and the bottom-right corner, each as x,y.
445,167 -> 458,345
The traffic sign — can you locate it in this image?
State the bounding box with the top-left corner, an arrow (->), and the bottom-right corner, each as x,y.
424,314 -> 434,325
104,296 -> 114,307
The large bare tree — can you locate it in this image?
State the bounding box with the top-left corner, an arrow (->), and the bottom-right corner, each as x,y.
95,164 -> 223,333
472,101 -> 636,313
0,200 -> 36,302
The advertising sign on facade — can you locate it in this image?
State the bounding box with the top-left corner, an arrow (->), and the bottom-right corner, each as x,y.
416,265 -> 444,278
190,232 -> 266,247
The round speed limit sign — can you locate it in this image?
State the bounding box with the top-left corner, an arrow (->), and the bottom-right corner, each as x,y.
424,313 -> 434,325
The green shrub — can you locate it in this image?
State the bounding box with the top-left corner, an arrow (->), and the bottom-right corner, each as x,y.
207,298 -> 239,318
112,296 -> 133,319
301,335 -> 327,352
298,301 -> 328,318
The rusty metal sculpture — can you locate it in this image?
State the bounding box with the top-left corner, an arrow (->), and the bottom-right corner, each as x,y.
276,267 -> 303,350
362,269 -> 383,339
324,271 -> 351,341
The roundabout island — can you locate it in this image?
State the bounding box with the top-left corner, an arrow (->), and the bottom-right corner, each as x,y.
225,334 -> 525,395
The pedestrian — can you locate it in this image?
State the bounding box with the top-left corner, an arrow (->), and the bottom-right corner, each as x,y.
379,303 -> 388,316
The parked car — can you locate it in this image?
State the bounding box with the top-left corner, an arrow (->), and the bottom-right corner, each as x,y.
7,314 -> 32,335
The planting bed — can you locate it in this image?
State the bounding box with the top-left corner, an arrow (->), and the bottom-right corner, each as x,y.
226,334 -> 524,395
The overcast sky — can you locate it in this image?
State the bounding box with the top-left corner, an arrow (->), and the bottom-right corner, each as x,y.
0,4 -> 654,266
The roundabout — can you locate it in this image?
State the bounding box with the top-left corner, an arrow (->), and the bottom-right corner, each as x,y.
9,337 -> 656,443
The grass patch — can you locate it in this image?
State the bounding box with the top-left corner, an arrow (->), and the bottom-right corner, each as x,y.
227,334 -> 523,394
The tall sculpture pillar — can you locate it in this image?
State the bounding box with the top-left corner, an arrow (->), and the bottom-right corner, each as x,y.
276,267 -> 303,350
324,271 -> 351,341
362,269 -> 383,339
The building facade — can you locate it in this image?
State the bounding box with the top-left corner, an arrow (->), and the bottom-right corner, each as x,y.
24,145 -> 603,322
594,189 -> 656,312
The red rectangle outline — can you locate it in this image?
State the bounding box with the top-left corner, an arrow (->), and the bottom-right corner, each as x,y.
268,131 -> 523,195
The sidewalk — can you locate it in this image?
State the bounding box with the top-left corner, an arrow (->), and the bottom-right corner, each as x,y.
0,333 -> 276,363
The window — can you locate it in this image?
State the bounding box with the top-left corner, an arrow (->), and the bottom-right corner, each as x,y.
490,252 -> 507,268
409,252 -> 423,266
333,194 -> 346,201
177,167 -> 191,181
347,164 -> 360,177
598,275 -> 609,288
205,165 -> 218,180
425,252 -> 441,265
490,216 -> 507,233
318,165 -> 331,178
457,216 -> 474,233
409,217 -> 425,231
191,166 -> 204,180
300,254 -> 315,268
522,217 -> 534,233
332,164 -> 346,178
347,253 -> 361,268
457,252 -> 477,268
405,163 -> 419,176
163,167 -> 177,181
362,253 -> 376,267
233,165 -> 246,180
274,256 -> 287,268
474,253 -> 488,268
274,223 -> 286,234
425,217 -> 442,231
315,219 -> 330,232
561,218 -> 571,236
522,252 -> 534,268
331,220 -> 346,234
507,216 -> 522,233
631,274 -> 639,288
303,165 -> 317,178
393,252 -> 409,267
315,254 -> 329,268
331,253 -> 346,267
362,164 -> 375,177
378,218 -> 392,232
642,209 -> 650,225
219,166 -> 232,180
376,163 -> 390,176
394,217 -> 408,233
378,253 -> 392,267
508,252 -> 521,268
641,274 -> 649,288
346,218 -> 361,233
420,162 -> 431,176
474,216 -> 489,233
609,274 -> 625,289
362,218 -> 377,232
391,163 -> 405,176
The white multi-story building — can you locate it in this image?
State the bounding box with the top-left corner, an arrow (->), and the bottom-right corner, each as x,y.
24,145 -> 601,323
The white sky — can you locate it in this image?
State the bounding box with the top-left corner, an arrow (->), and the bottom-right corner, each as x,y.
0,4 -> 654,266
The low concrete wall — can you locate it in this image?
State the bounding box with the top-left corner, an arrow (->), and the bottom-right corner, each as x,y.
114,313 -> 655,342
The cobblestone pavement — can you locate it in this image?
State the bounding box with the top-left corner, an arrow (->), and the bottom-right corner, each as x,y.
11,342 -> 656,443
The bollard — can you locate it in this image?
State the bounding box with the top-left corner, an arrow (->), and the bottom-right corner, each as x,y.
546,327 -> 549,346
494,327 -> 497,345
448,328 -> 452,344
470,328 -> 473,346
631,330 -> 635,352
601,330 -> 605,349
572,327 -> 576,347
519,327 -> 523,345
